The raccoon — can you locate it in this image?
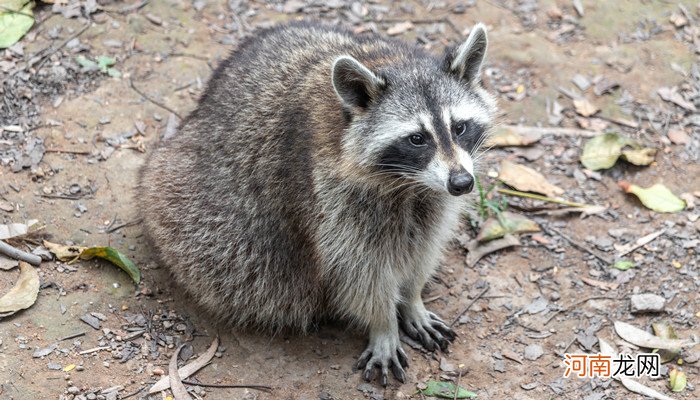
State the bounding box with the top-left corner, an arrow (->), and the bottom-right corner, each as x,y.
139,21 -> 496,385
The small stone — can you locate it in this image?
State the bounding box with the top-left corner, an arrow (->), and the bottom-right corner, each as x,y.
524,344 -> 544,361
493,359 -> 506,372
67,386 -> 80,395
572,74 -> 590,91
81,314 -> 101,330
630,293 -> 665,313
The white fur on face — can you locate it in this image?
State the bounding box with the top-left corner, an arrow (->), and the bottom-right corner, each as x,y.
419,156 -> 450,193
450,101 -> 490,125
456,146 -> 474,174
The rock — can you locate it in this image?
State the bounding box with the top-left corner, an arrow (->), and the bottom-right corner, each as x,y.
67,386 -> 80,395
524,344 -> 543,361
630,293 -> 665,313
80,314 -> 101,330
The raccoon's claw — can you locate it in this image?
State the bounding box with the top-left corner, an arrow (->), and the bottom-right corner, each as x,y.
401,310 -> 456,353
355,335 -> 408,386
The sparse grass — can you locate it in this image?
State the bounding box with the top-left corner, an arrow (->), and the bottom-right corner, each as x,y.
469,176 -> 508,229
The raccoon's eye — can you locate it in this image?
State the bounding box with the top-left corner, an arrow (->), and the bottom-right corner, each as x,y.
455,121 -> 469,137
409,134 -> 426,146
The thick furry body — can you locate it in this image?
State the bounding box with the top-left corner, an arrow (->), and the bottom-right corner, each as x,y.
140,21 -> 495,384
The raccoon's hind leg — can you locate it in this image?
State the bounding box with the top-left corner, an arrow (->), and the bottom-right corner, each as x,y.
398,279 -> 456,352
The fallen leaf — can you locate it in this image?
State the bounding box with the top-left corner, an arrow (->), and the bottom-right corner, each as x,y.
63,364 -> 76,372
0,261 -> 39,318
43,240 -> 84,261
149,336 -> 220,393
658,87 -> 696,112
581,133 -> 655,170
169,344 -> 193,400
0,220 -> 38,240
618,182 -> 686,213
580,277 -> 618,291
79,247 -> 141,284
485,126 -> 542,147
43,242 -> 141,284
653,322 -> 680,363
573,98 -> 598,117
0,0 -> 34,49
669,368 -> 686,392
466,234 -> 519,267
476,211 -> 540,242
621,147 -> 656,166
612,260 -> 634,271
386,21 -> 413,36
598,337 -> 675,400
498,160 -> 564,197
418,381 -> 477,399
615,229 -> 666,257
614,321 -> 696,350
667,128 -> 689,145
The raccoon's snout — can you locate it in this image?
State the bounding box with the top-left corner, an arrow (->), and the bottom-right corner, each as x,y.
447,170 -> 474,196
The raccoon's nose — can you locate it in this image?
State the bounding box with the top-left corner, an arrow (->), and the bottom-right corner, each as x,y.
447,171 -> 474,196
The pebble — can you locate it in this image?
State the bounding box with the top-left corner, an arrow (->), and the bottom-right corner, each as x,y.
630,293 -> 666,313
524,344 -> 544,361
67,386 -> 80,394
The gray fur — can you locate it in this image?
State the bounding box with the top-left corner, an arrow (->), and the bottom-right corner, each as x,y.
139,21 -> 495,385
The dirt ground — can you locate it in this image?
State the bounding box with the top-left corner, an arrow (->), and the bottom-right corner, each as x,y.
1,1 -> 699,399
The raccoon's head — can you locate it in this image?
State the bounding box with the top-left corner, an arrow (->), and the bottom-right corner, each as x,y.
332,23 -> 496,197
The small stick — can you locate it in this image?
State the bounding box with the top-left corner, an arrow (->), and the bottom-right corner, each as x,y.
544,226 -> 612,265
99,0 -> 150,14
616,229 -> 666,258
129,79 -> 184,120
0,240 -> 41,266
45,148 -> 91,155
59,331 -> 86,342
105,218 -> 143,234
450,285 -> 489,327
33,23 -> 91,71
79,346 -> 110,355
40,194 -> 88,200
453,369 -> 462,400
497,188 -> 591,208
180,380 -> 273,392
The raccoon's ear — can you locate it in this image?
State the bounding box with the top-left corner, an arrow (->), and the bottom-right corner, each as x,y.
331,56 -> 385,110
445,23 -> 488,85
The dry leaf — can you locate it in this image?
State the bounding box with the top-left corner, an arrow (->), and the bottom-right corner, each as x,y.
485,126 -> 542,147
476,211 -> 540,242
573,98 -> 598,117
466,234 -> 519,267
150,336 -> 220,393
43,240 -> 85,261
621,147 -> 656,166
498,160 -> 564,197
581,133 -> 655,170
0,261 -> 40,318
614,321 -> 696,350
386,21 -> 413,36
580,277 -> 619,291
658,87 -> 696,112
169,344 -> 193,400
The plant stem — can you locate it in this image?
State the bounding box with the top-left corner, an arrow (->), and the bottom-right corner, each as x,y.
497,188 -> 591,208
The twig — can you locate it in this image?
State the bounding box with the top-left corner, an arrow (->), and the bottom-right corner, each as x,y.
453,369 -> 462,400
180,380 -> 273,392
544,226 -> 612,265
501,124 -> 598,137
120,387 -> 144,399
129,79 -> 183,120
99,0 -> 150,14
32,23 -> 91,71
79,346 -> 110,355
615,229 -> 666,258
544,296 -> 617,325
45,148 -> 91,155
497,188 -> 591,208
105,218 -> 143,234
59,331 -> 86,341
450,285 -> 489,327
0,240 -> 41,266
40,194 -> 88,200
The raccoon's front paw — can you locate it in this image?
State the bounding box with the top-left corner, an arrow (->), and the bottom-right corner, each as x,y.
355,332 -> 409,387
400,306 -> 456,352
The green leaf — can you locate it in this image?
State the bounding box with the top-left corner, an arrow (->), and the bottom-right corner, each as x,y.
96,55 -> 116,72
76,55 -> 98,70
669,368 -> 687,392
79,246 -> 141,284
618,182 -> 686,213
0,0 -> 35,49
106,68 -> 121,78
612,260 -> 634,271
418,381 -> 477,399
476,211 -> 540,242
581,133 -> 655,170
652,322 -> 681,363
